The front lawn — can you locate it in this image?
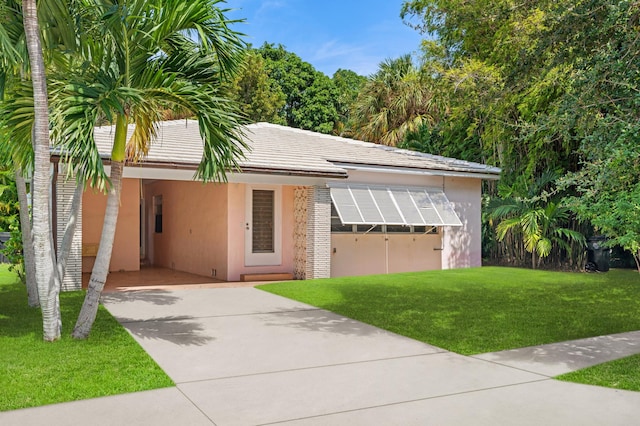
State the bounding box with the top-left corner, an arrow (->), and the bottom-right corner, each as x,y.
0,265 -> 173,411
258,267 -> 640,355
557,354 -> 640,391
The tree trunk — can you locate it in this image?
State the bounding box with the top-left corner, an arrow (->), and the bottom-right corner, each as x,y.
532,251 -> 536,270
56,181 -> 83,284
15,168 -> 38,307
72,161 -> 124,339
23,0 -> 61,340
634,249 -> 640,274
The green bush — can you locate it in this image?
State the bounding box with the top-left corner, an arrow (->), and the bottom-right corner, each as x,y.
1,220 -> 24,284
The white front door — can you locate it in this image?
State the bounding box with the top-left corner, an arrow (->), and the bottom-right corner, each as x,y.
245,185 -> 282,266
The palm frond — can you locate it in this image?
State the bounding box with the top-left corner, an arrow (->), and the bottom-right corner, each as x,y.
536,238 -> 552,258
0,81 -> 35,170
49,79 -> 107,189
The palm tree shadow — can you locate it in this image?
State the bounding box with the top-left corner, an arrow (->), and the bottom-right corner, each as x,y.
101,290 -> 180,306
263,308 -> 381,337
119,315 -> 215,346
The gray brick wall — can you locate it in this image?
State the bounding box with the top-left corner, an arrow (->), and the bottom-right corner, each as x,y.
305,186 -> 331,279
56,176 -> 83,291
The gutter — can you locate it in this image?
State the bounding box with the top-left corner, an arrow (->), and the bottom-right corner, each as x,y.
51,155 -> 349,180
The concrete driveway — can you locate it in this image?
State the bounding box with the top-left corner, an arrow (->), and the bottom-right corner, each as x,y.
2,287 -> 640,425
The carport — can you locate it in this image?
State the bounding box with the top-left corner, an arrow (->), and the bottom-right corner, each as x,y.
81,266 -> 249,292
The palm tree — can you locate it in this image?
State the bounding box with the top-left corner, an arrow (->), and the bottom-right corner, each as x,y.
351,55 -> 439,146
14,168 -> 38,307
1,0 -> 80,339
22,0 -> 62,340
490,172 -> 585,269
49,0 -> 247,339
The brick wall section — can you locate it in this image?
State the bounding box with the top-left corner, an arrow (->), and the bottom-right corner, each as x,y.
56,176 -> 82,291
305,186 -> 331,279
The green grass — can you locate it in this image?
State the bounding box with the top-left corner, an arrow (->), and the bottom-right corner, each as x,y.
0,265 -> 173,411
258,267 -> 640,355
557,354 -> 640,391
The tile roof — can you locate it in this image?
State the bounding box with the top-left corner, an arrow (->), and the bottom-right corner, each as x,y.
92,120 -> 501,179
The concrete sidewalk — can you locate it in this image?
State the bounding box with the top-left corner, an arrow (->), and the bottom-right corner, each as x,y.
475,330 -> 640,377
2,287 -> 640,425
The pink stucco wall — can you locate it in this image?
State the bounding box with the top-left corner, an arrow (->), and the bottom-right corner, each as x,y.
82,178 -> 140,272
80,168 -> 482,280
143,180 -> 229,280
441,177 -> 482,269
329,170 -> 483,275
331,233 -> 442,277
226,183 -> 295,281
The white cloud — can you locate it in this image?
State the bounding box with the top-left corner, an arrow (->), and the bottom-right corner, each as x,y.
311,39 -> 363,61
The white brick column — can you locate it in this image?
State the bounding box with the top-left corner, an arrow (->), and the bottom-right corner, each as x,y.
305,186 -> 331,279
56,176 -> 83,291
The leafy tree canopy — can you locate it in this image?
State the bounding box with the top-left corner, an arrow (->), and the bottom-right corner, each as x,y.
0,166 -> 18,232
228,50 -> 286,125
400,0 -> 640,268
255,43 -> 341,133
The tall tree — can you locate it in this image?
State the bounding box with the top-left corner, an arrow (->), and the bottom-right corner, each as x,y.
1,0 -> 82,327
351,55 -> 439,146
556,1 -> 640,271
229,50 -> 285,124
401,1 -> 640,268
15,168 -> 38,305
332,68 -> 367,137
22,0 -> 61,341
400,0 -> 578,179
257,43 -> 340,133
292,71 -> 340,134
51,0 -> 247,339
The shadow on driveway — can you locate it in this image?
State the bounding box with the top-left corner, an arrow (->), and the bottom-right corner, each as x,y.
118,315 -> 215,347
262,309 -> 385,338
102,290 -> 181,306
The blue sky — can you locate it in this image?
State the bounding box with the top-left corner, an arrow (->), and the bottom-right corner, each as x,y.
226,0 -> 424,77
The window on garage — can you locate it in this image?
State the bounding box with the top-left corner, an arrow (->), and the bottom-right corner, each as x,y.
329,183 -> 462,230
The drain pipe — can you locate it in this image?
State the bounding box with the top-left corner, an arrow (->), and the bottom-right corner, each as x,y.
385,234 -> 389,274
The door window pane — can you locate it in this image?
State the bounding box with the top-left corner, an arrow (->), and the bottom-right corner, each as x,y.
252,190 -> 274,253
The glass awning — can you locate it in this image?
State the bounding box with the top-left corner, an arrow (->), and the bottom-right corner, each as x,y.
329,183 -> 462,227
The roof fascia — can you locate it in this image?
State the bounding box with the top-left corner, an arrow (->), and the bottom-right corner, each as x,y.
116,165 -> 332,186
330,162 -> 501,181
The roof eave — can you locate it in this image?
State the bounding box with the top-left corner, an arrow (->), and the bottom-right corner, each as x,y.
330,162 -> 501,180
51,154 -> 349,180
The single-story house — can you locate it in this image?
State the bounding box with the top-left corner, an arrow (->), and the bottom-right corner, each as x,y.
53,120 -> 500,291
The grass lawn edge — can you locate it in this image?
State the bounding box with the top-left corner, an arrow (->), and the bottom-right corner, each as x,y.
258,266 -> 640,392
0,265 -> 174,412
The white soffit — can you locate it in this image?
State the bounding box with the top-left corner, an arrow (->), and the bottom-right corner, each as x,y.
329,183 -> 463,227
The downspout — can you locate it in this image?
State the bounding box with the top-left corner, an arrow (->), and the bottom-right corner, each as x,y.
385,232 -> 389,274
441,176 -> 446,269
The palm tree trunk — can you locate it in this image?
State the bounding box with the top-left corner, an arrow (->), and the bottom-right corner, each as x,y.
72,161 -> 124,339
56,181 -> 83,284
15,168 -> 38,307
532,251 -> 536,270
23,0 -> 61,340
73,112 -> 128,339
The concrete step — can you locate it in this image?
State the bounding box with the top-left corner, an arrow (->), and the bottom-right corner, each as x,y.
240,272 -> 294,282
